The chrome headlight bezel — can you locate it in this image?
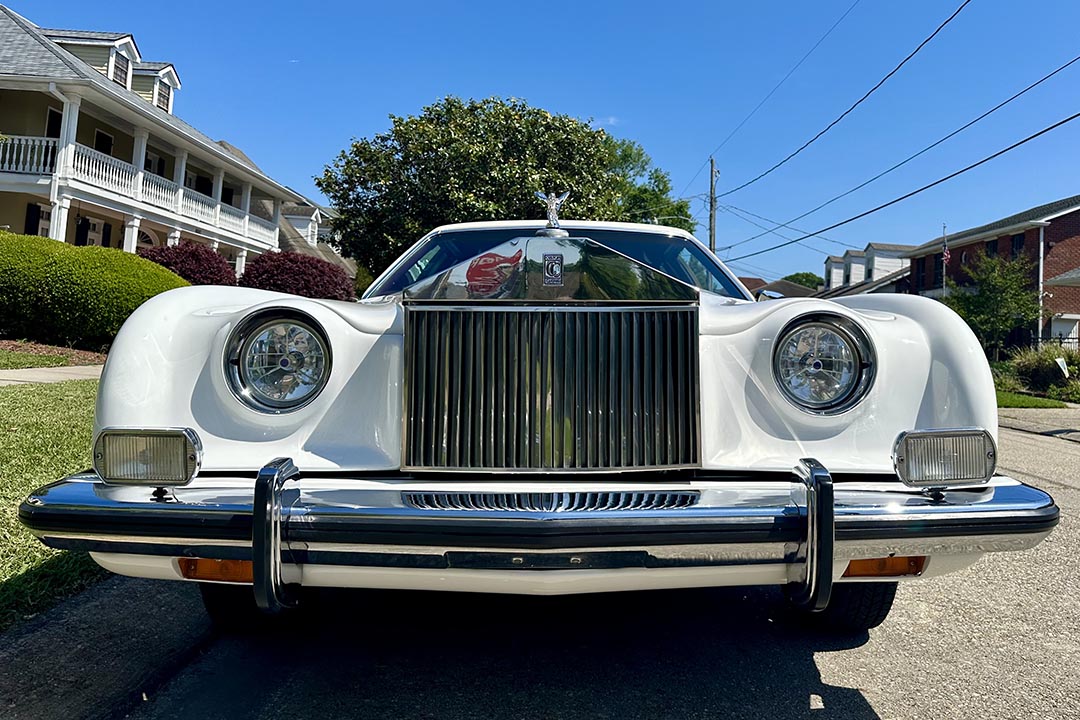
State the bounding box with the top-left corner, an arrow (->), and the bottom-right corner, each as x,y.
772,314 -> 876,415
224,309 -> 332,414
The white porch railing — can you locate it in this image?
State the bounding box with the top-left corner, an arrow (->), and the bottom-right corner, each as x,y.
248,215 -> 278,244
142,172 -> 179,211
181,188 -> 217,224
0,135 -> 58,174
72,143 -> 136,196
219,203 -> 246,234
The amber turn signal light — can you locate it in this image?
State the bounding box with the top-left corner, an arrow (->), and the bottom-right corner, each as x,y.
177,558 -> 254,583
843,556 -> 926,578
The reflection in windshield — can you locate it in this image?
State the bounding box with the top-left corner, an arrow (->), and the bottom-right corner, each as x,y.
369,227 -> 747,299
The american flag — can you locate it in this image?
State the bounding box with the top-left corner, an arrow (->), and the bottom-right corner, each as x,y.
942,227 -> 950,264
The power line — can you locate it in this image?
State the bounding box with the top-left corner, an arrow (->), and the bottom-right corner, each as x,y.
724,51 -> 1080,250
728,109 -> 1080,262
721,203 -> 861,249
719,205 -> 831,256
676,0 -> 861,198
718,0 -> 972,199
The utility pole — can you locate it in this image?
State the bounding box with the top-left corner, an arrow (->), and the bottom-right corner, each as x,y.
708,156 -> 717,253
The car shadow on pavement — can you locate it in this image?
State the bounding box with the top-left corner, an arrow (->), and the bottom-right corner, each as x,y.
141,586 -> 882,720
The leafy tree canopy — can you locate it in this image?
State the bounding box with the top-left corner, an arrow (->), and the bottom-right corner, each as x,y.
942,252 -> 1039,357
316,96 -> 692,276
782,272 -> 824,289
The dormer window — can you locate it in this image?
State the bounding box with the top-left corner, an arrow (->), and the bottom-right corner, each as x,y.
112,52 -> 129,86
156,82 -> 171,112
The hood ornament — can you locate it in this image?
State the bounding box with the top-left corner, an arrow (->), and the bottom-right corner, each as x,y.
536,191 -> 570,229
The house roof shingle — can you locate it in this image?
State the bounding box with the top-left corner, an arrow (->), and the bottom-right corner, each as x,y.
40,28 -> 129,42
905,194 -> 1080,257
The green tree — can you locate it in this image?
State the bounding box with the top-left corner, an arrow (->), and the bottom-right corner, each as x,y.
317,96 -> 691,275
782,272 -> 824,289
942,252 -> 1040,359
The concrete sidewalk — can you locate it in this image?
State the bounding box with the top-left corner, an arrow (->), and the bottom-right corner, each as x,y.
0,364 -> 103,387
998,406 -> 1080,443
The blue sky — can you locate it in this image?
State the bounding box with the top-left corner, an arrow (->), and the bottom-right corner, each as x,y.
15,0 -> 1080,280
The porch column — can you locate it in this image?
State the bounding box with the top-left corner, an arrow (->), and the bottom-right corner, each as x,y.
173,150 -> 188,213
241,182 -> 252,238
235,248 -> 247,276
56,94 -> 82,180
212,169 -> 225,227
48,195 -> 71,242
210,240 -> 220,251
167,228 -> 181,246
272,198 -> 282,246
122,215 -> 141,254
131,128 -> 149,201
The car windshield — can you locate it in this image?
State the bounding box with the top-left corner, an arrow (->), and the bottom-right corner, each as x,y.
366,227 -> 748,299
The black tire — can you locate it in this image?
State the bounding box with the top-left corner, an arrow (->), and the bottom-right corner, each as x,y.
811,582 -> 898,633
198,582 -> 263,631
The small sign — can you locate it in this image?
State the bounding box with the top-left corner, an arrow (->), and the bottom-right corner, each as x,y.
543,253 -> 563,286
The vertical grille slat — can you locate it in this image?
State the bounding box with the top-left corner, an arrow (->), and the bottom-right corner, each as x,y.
403,306 -> 699,471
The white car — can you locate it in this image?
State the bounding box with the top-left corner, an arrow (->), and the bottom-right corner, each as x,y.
20,219 -> 1058,631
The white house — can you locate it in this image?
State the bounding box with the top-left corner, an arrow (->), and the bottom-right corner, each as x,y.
823,243 -> 914,291
0,5 -> 306,272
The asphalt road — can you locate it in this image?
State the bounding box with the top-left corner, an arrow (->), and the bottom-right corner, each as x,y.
5,428 -> 1077,720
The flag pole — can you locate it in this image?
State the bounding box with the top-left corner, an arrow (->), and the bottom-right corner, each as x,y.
941,222 -> 949,298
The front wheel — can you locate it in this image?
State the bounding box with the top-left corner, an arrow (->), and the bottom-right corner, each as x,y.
791,582 -> 898,633
198,582 -> 263,631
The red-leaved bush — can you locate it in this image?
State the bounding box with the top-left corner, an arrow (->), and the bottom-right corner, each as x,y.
138,241 -> 237,286
239,251 -> 354,300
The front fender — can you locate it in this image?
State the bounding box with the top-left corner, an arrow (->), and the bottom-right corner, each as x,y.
697,293 -> 994,472
97,286 -> 405,471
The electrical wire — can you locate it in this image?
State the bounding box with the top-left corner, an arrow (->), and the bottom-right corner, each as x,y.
727,109 -> 1080,262
722,51 -> 1080,250
722,203 -> 860,249
676,0 -> 862,198
718,0 -> 972,199
719,205 -> 831,256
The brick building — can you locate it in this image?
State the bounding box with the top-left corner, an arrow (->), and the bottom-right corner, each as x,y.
903,194 -> 1080,343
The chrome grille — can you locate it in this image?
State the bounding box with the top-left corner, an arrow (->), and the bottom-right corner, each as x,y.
402,305 -> 700,471
403,491 -> 699,512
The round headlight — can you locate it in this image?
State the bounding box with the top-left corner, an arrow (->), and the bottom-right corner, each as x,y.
773,315 -> 874,414
226,311 -> 331,412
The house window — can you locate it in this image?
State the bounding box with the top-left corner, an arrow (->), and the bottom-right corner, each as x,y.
932,253 -> 944,288
1011,233 -> 1025,259
986,239 -> 998,257
94,129 -> 114,156
144,150 -> 166,177
915,257 -> 926,290
156,82 -> 171,112
112,53 -> 129,86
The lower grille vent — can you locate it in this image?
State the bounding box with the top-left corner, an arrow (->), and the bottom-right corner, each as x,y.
402,491 -> 699,513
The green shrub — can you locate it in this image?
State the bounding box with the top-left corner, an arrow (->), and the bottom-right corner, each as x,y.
1046,382 -> 1080,404
990,361 -> 1025,393
1009,345 -> 1080,392
0,232 -> 188,349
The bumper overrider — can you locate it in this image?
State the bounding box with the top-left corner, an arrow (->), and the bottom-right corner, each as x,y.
19,458 -> 1058,612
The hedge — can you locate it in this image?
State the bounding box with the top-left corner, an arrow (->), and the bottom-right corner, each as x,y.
138,241 -> 237,286
240,251 -> 354,301
1009,345 -> 1080,392
0,232 -> 189,349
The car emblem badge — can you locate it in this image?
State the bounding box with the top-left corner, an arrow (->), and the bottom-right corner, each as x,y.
543,253 -> 564,286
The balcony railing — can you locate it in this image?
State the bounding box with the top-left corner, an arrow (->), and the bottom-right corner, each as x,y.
56,141 -> 278,247
72,143 -> 137,196
0,135 -> 58,175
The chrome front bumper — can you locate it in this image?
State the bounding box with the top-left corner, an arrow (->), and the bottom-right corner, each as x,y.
19,459 -> 1058,611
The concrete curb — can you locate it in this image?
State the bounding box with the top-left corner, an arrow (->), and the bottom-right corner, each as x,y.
0,364 -> 104,387
999,419 -> 1080,444
0,576 -> 212,720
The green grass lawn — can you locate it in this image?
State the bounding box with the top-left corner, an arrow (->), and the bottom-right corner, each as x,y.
0,379 -> 105,630
996,390 -> 1067,409
0,350 -> 67,370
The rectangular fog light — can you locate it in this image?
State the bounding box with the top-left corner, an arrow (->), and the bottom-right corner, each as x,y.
93,428 -> 202,486
892,428 -> 996,488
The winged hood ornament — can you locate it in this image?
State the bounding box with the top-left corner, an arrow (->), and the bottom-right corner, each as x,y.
536,191 -> 570,229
